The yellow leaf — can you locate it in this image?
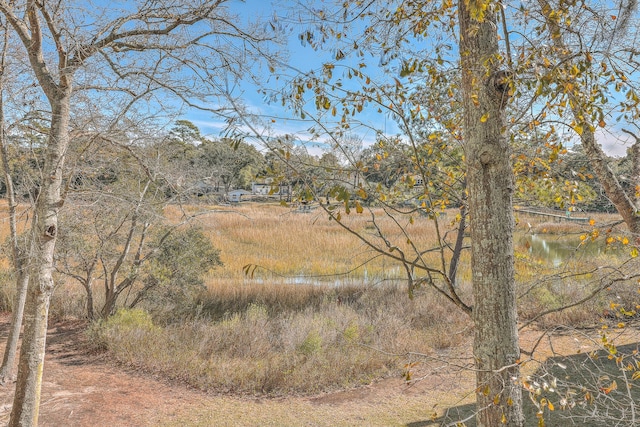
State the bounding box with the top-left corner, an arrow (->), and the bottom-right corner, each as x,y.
355,201 -> 363,214
574,124 -> 583,135
589,219 -> 595,226
601,380 -> 617,394
480,113 -> 489,123
632,247 -> 639,258
548,401 -> 555,411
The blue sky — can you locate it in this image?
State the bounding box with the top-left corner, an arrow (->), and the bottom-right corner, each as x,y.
185,0 -> 402,155
184,0 -> 636,158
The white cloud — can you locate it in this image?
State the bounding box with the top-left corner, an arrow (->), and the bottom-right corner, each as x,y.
596,128 -> 633,157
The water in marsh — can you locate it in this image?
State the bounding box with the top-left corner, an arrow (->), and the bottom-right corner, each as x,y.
519,234 -> 609,267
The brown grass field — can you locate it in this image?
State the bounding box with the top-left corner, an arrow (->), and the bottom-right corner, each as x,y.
1,201 -> 639,425
83,203 -> 636,393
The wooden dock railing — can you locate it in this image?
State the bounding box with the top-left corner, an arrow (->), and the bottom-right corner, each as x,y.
514,208 -> 590,223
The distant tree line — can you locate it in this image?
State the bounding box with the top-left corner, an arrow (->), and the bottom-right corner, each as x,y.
0,116 -> 621,213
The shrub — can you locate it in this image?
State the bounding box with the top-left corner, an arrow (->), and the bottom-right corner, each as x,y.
87,308 -> 158,353
105,308 -> 156,330
88,284 -> 473,395
298,330 -> 323,356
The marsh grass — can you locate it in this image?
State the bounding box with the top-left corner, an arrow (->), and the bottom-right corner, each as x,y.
88,284 -> 473,395
185,203 -> 449,283
0,202 -> 631,395
82,203 -> 480,394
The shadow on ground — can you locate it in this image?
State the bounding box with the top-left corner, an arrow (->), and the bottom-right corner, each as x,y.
409,342 -> 640,427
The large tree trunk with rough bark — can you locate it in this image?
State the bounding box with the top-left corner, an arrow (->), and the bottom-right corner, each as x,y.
9,95 -> 70,426
458,1 -> 523,426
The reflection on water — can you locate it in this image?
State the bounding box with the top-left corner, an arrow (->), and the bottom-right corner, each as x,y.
249,266 -> 403,287
520,234 -> 606,267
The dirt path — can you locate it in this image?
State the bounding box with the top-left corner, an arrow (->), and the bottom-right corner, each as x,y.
0,316 -> 633,426
0,319 -> 205,426
0,317 -> 473,427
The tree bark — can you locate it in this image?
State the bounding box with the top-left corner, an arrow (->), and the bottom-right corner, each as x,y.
85,280 -> 95,320
0,273 -> 29,383
9,94 -> 71,427
629,133 -> 640,210
580,128 -> 640,234
101,284 -> 119,319
458,1 -> 523,426
0,26 -> 31,383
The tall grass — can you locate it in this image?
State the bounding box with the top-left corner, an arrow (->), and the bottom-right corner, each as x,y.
88,284 -> 473,395
182,203 -> 451,285
1,201 -> 632,395
82,203 -> 478,395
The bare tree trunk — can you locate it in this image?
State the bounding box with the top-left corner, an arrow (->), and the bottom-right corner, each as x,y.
580,128 -> 640,234
0,273 -> 29,383
101,286 -> 119,319
9,278 -> 51,426
628,133 -> 640,210
85,279 -> 95,320
0,25 -> 31,384
9,95 -> 70,427
458,1 -> 523,426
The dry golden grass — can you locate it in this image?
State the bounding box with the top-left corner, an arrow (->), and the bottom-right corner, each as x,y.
0,201 -> 630,397
88,284 -> 473,395
83,204 -> 633,395
0,202 -> 31,271
180,203 -> 454,286
86,203 -> 478,395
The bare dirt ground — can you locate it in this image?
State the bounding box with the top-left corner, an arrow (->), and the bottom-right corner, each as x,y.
0,315 -> 635,427
0,315 -> 473,427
